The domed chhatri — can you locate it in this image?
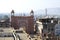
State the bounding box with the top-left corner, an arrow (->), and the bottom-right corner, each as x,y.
11,10 -> 15,16
30,10 -> 34,16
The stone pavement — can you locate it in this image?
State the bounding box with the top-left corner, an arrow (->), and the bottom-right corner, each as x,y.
29,34 -> 42,40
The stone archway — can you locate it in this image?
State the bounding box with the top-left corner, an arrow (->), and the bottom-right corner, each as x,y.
20,23 -> 27,31
19,20 -> 28,32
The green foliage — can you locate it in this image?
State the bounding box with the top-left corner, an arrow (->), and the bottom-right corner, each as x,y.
3,15 -> 9,20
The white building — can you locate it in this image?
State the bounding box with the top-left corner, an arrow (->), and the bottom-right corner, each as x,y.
36,21 -> 43,34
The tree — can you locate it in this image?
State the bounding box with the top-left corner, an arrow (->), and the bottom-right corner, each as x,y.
3,15 -> 9,20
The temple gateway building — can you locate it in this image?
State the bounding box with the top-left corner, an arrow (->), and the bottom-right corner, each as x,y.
11,10 -> 34,34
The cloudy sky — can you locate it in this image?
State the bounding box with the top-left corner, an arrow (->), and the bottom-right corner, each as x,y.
0,0 -> 60,13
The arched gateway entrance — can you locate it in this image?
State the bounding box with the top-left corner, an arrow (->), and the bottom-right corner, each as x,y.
18,20 -> 28,32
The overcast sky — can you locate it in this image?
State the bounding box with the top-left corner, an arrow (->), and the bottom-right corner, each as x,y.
0,0 -> 60,13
